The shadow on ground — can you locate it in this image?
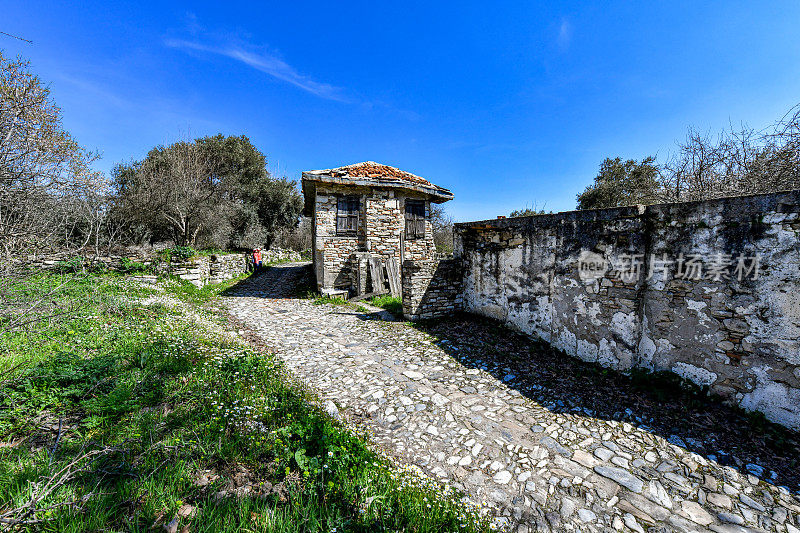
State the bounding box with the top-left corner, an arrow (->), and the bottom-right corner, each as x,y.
412,314 -> 800,491
220,262 -> 315,299
222,262 -> 800,492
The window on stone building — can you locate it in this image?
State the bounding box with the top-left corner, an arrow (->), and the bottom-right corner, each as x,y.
405,199 -> 426,240
336,196 -> 359,236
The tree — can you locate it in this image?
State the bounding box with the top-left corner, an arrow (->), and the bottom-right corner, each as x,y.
113,135 -> 303,249
0,51 -> 105,257
0,52 -> 109,342
197,134 -> 267,196
197,134 -> 303,249
661,113 -> 800,202
249,176 -> 303,249
272,216 -> 312,251
576,103 -> 800,209
576,156 -> 661,210
63,165 -> 114,256
114,139 -> 216,246
430,203 -> 454,254
510,203 -> 547,217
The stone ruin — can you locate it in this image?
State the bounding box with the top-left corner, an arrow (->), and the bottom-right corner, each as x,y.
301,161 -> 453,298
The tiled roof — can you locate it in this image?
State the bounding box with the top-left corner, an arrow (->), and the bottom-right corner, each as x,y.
302,161 -> 453,200
322,162 -> 433,187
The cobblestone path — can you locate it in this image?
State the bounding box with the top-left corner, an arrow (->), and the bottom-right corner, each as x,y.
223,263 -> 800,533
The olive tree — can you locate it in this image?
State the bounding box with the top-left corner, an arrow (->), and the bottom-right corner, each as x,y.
113,135 -> 303,249
576,156 -> 661,210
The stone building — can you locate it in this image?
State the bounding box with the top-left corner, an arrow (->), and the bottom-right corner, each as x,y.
301,162 -> 453,294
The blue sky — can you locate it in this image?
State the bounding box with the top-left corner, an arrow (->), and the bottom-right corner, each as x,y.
4,1 -> 800,220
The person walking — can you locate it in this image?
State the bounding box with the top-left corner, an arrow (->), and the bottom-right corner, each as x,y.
252,248 -> 263,272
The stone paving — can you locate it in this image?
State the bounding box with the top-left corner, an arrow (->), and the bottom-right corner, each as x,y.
222,263 -> 800,533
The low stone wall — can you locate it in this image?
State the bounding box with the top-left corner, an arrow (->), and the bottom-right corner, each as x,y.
209,254 -> 248,284
402,258 -> 463,320
261,249 -> 303,263
20,252 -> 154,271
21,250 -> 252,288
169,256 -> 211,287
451,190 -> 800,430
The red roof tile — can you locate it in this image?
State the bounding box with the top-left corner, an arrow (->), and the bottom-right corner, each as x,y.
302,161 -> 452,200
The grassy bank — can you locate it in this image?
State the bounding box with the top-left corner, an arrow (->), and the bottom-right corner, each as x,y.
0,272 -> 487,532
368,295 -> 403,318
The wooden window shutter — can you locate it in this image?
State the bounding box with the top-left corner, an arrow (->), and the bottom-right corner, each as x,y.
337,196 -> 359,235
405,200 -> 425,239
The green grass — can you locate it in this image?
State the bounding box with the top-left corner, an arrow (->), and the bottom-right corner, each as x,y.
367,295 -> 403,318
311,295 -> 350,306
0,273 -> 487,532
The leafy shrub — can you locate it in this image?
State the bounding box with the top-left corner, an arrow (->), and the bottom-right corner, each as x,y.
53,256 -> 84,273
118,257 -> 150,274
169,246 -> 197,261
159,246 -> 197,263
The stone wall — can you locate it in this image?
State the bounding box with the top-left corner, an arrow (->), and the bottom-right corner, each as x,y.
174,250 -> 298,286
450,191 -> 800,431
312,183 -> 437,291
260,249 -> 303,264
365,193 -> 402,259
169,256 -> 211,287
20,252 -> 154,271
313,185 -> 365,289
22,251 -> 253,288
402,258 -> 463,320
208,254 -> 249,284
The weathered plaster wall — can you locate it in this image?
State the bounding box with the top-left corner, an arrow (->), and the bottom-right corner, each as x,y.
453,191 -> 800,430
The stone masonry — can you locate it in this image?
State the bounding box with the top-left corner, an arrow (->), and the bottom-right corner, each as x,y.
303,162 -> 453,293
439,191 -> 800,431
208,253 -> 249,284
24,250 -> 253,287
311,184 -> 437,291
311,185 -> 364,289
402,258 -> 464,320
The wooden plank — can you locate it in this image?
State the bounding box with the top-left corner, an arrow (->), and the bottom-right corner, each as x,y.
369,256 -> 385,293
386,256 -> 401,298
354,255 -> 365,296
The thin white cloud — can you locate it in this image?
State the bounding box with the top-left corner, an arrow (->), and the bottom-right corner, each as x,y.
54,73 -> 132,109
557,19 -> 572,50
164,38 -> 348,102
